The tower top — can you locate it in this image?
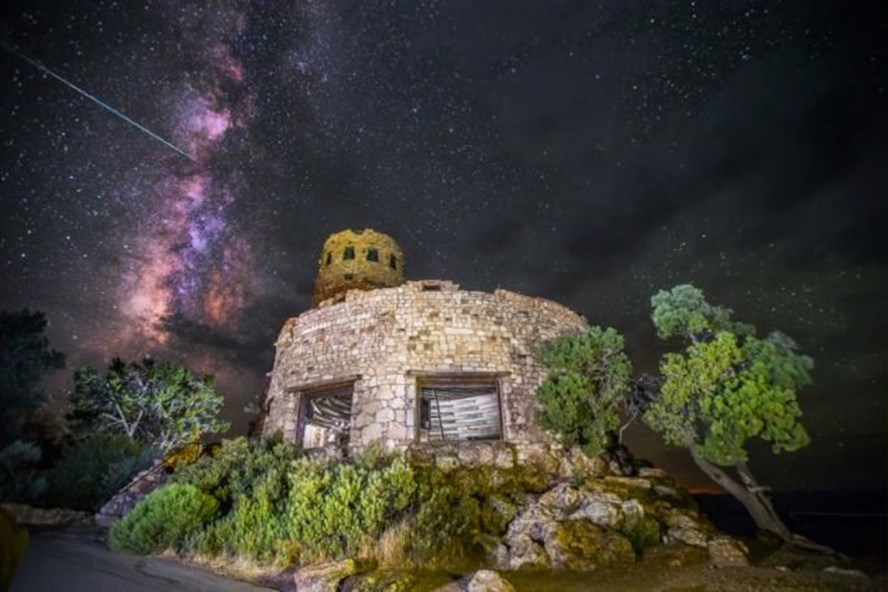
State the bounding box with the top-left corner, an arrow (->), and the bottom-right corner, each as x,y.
312,229 -> 405,306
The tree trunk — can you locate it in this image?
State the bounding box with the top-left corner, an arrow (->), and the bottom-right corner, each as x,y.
689,448 -> 793,542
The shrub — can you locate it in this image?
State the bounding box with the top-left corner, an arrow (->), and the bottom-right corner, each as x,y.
0,441 -> 47,503
168,438 -> 554,568
281,456 -> 418,563
620,515 -> 661,556
109,483 -> 218,554
172,435 -> 301,508
44,434 -> 158,510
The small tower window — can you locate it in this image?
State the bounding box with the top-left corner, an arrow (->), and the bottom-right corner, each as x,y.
343,246 -> 355,260
366,248 -> 379,262
389,254 -> 398,270
325,252 -> 332,265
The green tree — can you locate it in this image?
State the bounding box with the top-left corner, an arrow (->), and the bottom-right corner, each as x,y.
644,284 -> 812,543
0,310 -> 65,447
68,358 -> 229,454
536,326 -> 633,456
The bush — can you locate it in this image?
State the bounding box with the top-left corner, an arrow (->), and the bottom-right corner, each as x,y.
280,456 -> 418,562
109,483 -> 218,554
172,436 -> 302,507
177,442 -> 421,564
0,441 -> 47,503
167,438 -> 551,568
44,434 -> 157,510
620,515 -> 661,556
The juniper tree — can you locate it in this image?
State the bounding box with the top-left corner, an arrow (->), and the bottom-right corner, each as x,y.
535,326 -> 633,457
68,358 -> 229,454
644,284 -> 812,543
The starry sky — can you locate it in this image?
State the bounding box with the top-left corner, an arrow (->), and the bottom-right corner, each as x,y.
1,0 -> 885,492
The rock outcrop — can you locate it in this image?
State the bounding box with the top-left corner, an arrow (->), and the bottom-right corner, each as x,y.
95,461 -> 166,527
293,558 -> 377,592
489,475 -> 740,571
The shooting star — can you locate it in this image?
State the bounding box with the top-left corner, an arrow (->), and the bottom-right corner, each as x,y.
3,44 -> 197,162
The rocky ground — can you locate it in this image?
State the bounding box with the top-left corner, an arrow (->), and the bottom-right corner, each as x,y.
255,545 -> 884,592
4,507 -> 883,592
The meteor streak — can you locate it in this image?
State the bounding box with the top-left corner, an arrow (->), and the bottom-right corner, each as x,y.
3,44 -> 197,162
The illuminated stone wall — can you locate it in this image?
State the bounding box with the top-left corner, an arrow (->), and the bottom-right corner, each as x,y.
260,280 -> 589,453
312,228 -> 405,306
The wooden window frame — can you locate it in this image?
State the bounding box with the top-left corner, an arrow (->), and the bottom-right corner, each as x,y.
295,378 -> 358,450
414,374 -> 505,443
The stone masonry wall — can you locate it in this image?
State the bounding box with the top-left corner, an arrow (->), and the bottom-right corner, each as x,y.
260,280 -> 588,453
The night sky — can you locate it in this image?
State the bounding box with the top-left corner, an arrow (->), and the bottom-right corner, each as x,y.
1,1 -> 885,492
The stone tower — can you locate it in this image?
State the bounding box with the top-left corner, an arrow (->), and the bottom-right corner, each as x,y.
261,229 -> 589,455
312,229 -> 405,306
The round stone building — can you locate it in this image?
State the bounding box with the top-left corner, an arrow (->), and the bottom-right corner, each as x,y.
260,229 -> 589,456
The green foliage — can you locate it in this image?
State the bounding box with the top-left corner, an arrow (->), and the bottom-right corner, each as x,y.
280,457 -> 418,562
44,434 -> 158,510
179,445 -> 421,564
535,327 -> 633,456
168,438 -> 525,567
171,436 -> 301,507
0,310 -> 65,447
109,483 -> 218,555
620,515 -> 661,556
68,358 -> 229,453
645,284 -> 813,466
172,436 -> 304,561
651,284 -> 753,341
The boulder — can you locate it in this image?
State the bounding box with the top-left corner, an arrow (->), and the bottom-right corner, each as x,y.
432,570 -> 515,592
543,520 -> 635,570
663,508 -> 712,548
497,485 -> 637,571
707,535 -> 750,567
294,558 -> 377,592
467,570 -> 515,592
504,532 -> 550,570
570,497 -> 621,529
343,569 -> 418,591
95,460 -> 166,527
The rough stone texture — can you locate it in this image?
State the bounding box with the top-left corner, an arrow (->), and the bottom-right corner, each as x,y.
708,535 -> 751,567
497,481 -> 639,571
1,503 -> 92,526
342,570 -> 419,591
260,280 -> 588,454
490,476 -> 741,572
294,558 -> 377,592
313,229 -> 405,306
663,507 -> 716,548
95,461 -> 166,527
431,570 -> 516,592
466,570 -> 516,592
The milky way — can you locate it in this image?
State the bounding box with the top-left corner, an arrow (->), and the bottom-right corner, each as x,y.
1,0 -> 885,490
122,29 -> 256,347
